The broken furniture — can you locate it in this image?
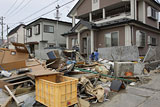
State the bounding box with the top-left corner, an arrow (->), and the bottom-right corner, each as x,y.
0,42 -> 29,71
46,50 -> 61,69
62,50 -> 85,65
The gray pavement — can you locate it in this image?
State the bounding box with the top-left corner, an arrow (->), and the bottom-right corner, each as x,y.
92,73 -> 160,107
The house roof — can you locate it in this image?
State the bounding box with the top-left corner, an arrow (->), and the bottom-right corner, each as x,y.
24,18 -> 72,28
62,31 -> 77,36
151,0 -> 160,7
96,18 -> 160,33
70,18 -> 131,32
8,24 -> 25,37
63,18 -> 160,36
71,20 -> 97,32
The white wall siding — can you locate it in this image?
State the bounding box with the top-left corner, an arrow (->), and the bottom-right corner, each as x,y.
26,23 -> 43,43
25,19 -> 72,51
8,25 -> 25,49
92,0 -> 100,11
125,25 -> 132,46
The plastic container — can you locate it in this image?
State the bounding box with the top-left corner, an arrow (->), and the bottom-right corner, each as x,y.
35,75 -> 78,107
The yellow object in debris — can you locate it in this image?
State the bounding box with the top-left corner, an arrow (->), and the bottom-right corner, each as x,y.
139,56 -> 144,60
35,74 -> 78,107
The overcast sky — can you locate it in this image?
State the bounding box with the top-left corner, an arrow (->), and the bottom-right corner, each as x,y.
1,0 -> 160,38
0,0 -> 79,38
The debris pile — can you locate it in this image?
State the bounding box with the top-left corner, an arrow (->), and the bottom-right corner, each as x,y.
0,43 -> 160,107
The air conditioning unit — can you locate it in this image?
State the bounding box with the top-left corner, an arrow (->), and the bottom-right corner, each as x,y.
136,30 -> 146,47
147,6 -> 158,20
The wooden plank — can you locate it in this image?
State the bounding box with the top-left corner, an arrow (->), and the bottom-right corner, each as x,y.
0,60 -> 26,71
1,90 -> 16,107
1,74 -> 27,82
7,80 -> 35,86
5,85 -> 24,107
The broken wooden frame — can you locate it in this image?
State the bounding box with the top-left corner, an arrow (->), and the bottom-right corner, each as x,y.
4,80 -> 35,107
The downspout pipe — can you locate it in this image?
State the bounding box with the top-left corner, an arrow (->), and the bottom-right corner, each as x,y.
127,22 -> 134,46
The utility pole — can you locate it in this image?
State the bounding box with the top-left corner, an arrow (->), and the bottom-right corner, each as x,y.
7,25 -> 9,44
0,16 -> 5,44
55,5 -> 61,47
55,5 -> 60,21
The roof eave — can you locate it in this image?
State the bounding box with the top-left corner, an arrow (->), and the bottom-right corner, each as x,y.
67,0 -> 84,18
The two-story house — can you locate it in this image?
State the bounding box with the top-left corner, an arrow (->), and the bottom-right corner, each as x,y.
63,0 -> 160,56
24,18 -> 72,54
7,24 -> 25,49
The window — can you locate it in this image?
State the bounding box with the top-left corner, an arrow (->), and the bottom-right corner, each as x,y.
151,37 -> 157,46
93,0 -> 98,3
148,36 -> 157,46
34,24 -> 40,35
44,25 -> 54,33
147,6 -> 158,20
49,45 -> 54,48
27,28 -> 32,37
48,43 -> 55,48
71,38 -> 78,47
136,30 -> 146,47
105,32 -> 118,47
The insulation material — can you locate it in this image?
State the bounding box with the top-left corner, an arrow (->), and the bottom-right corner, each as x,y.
79,76 -> 104,102
95,66 -> 109,75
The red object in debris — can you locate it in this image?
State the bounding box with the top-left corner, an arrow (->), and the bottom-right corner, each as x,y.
67,102 -> 71,105
125,71 -> 133,76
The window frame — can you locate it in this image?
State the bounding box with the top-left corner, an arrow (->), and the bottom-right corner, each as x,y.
71,38 -> 78,47
93,0 -> 98,4
151,37 -> 157,46
136,30 -> 146,47
44,25 -> 54,33
27,28 -> 32,37
105,31 -> 119,47
34,24 -> 40,35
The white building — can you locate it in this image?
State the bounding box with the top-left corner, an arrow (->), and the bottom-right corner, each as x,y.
7,24 -> 25,49
24,18 -> 72,55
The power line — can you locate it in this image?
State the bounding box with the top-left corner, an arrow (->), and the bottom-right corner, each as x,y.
20,0 -> 59,22
10,0 -> 33,17
6,0 -> 59,30
5,0 -> 75,32
4,0 -> 18,16
7,0 -> 59,29
7,0 -> 26,17
41,0 -> 74,17
24,0 -> 75,24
